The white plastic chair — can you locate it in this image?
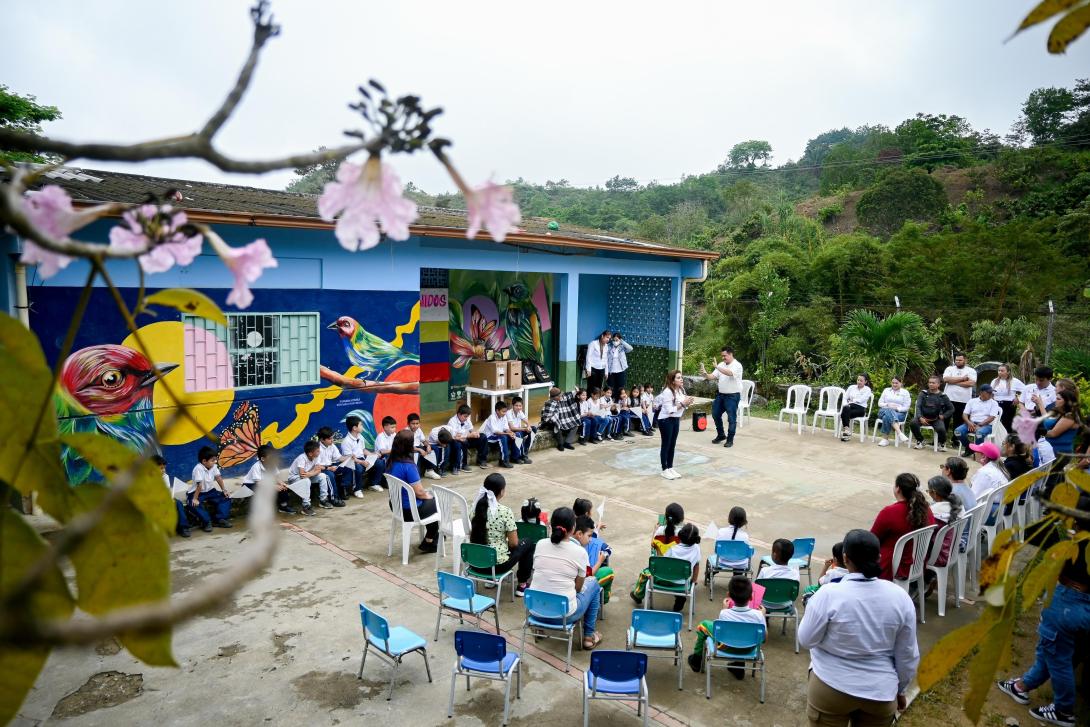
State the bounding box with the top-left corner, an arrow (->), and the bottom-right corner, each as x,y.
891,524 -> 937,622
431,485 -> 471,573
910,424 -> 940,452
737,380 -> 756,427
978,483 -> 1011,558
981,418 -> 1007,449
1009,465 -> 1050,540
925,516 -> 971,617
847,394 -> 874,442
810,386 -> 844,436
387,475 -> 442,566
957,502 -> 988,601
777,385 -> 812,434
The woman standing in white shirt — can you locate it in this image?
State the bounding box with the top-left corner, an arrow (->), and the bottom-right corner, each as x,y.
991,363 -> 1023,431
875,376 -> 912,447
655,369 -> 694,480
584,330 -> 610,395
798,529 -> 919,725
839,374 -> 874,442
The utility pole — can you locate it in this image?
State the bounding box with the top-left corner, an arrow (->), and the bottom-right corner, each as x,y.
1045,300 -> 1055,365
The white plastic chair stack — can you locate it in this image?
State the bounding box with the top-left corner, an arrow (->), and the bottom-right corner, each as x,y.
890,524 -> 937,623
431,485 -> 470,573
778,385 -> 812,435
1009,465 -> 1050,540
810,386 -> 844,436
925,516 -> 971,617
848,395 -> 874,442
387,475 -> 443,566
738,380 -> 756,428
978,484 -> 1011,558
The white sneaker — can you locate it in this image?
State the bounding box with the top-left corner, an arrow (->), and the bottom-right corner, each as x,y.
668,468 -> 682,479
426,470 -> 441,480
896,430 -> 910,443
878,438 -> 889,447
660,470 -> 674,480
369,484 -> 383,492
353,490 -> 365,498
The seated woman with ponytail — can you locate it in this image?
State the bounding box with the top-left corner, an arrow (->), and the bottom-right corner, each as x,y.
869,473 -> 936,580
924,476 -> 964,592
799,529 -> 919,725
530,507 -> 603,649
470,473 -> 536,596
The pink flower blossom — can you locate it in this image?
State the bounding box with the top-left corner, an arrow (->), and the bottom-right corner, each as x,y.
19,185 -> 86,278
1012,412 -> 1039,446
108,204 -> 203,273
466,181 -> 521,243
221,238 -> 277,309
317,158 -> 418,251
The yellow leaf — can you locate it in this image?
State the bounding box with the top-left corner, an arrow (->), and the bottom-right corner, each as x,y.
1048,4 -> 1090,52
1016,0 -> 1083,31
145,288 -> 227,327
1069,465 -> 1090,493
1003,467 -> 1044,504
918,611 -> 996,691
0,508 -> 75,725
965,615 -> 1015,722
979,534 -> 1021,593
1020,539 -> 1078,609
1050,482 -> 1081,510
69,486 -> 175,667
61,433 -> 176,533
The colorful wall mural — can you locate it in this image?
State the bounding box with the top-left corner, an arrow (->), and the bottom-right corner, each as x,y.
31,286 -> 420,484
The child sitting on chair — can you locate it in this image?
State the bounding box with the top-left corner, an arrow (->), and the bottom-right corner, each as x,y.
756,538 -> 800,581
187,446 -> 232,532
713,506 -> 751,572
803,541 -> 847,604
689,575 -> 766,675
631,522 -> 701,610
651,502 -> 685,555
243,444 -> 296,515
574,516 -> 614,604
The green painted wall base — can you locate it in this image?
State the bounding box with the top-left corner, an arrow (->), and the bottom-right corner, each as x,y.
556,360 -> 578,391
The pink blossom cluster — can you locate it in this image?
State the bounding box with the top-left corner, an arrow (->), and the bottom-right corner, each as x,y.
108,204 -> 203,273
18,185 -> 86,278
318,158 -> 418,251
466,180 -> 521,243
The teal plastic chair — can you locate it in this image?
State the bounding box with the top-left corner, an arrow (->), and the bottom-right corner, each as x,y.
358,603 -> 432,700
704,620 -> 765,702
520,589 -> 582,673
626,609 -> 684,690
760,538 -> 816,585
461,542 -> 517,602
583,650 -> 649,727
515,521 -> 548,542
705,539 -> 755,600
435,571 -> 499,641
755,577 -> 800,653
646,556 -> 696,630
448,630 -> 521,725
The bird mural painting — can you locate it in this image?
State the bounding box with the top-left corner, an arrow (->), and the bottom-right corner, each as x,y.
328,315 -> 418,380
502,281 -> 544,363
54,344 -> 177,485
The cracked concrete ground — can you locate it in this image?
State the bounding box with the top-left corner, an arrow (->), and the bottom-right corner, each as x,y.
18,417 -> 989,726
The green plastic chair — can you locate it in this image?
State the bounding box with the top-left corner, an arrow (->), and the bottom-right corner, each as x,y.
646,556 -> 696,631
461,542 -> 517,602
516,521 -> 548,543
755,577 -> 800,653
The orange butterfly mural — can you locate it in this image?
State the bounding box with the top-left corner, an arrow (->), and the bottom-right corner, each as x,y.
217,401 -> 262,468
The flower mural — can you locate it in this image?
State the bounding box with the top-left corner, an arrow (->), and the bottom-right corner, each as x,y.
450,302 -> 506,368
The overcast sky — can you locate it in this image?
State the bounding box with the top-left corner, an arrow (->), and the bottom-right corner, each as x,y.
4,1 -> 1089,194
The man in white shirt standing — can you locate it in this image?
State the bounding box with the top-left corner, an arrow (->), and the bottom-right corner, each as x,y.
942,354 -> 977,435
1019,366 -> 1057,416
701,346 -> 744,448
955,384 -> 1000,454
583,330 -> 610,395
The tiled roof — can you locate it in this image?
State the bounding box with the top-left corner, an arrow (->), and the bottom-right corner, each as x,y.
18,166 -> 719,261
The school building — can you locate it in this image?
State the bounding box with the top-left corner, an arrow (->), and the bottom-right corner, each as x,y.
1,167 -> 717,481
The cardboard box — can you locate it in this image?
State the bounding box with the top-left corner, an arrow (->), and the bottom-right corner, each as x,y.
468,359 -> 508,390
507,360 -> 523,389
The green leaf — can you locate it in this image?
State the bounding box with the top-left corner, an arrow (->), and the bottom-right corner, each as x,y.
0,506 -> 75,724
1020,539 -> 1078,609
965,614 -> 1015,722
69,486 -> 175,667
917,609 -> 996,691
145,288 -> 227,327
60,433 -> 176,533
1016,0 -> 1082,31
1048,4 -> 1090,53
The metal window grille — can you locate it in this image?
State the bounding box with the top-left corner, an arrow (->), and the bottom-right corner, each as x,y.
183,312 -> 319,392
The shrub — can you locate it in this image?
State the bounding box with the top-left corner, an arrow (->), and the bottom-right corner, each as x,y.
817,203 -> 842,223
856,167 -> 948,236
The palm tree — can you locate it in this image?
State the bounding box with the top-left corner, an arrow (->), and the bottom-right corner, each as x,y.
832,309 -> 937,382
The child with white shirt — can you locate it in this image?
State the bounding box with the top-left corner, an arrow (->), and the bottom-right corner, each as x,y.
426,423 -> 455,475
577,389 -> 598,444
803,541 -> 848,604
288,440 -> 330,511
630,522 -> 701,609
689,575 -> 766,674
187,446 -> 232,532
406,412 -> 442,480
506,396 -> 537,464
711,506 -> 752,572
242,444 -> 298,515
598,390 -> 624,441
372,416 -> 398,488
480,400 -> 515,469
152,454 -> 191,538
340,414 -> 384,494
445,404 -> 482,472
641,383 -> 657,431
756,538 -> 800,581
316,427 -> 348,506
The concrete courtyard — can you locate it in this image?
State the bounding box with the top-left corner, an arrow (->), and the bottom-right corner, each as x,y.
18,417 -> 987,726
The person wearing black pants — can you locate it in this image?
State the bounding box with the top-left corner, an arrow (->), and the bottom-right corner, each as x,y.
469,473 -> 536,594
584,330 -> 610,395
910,375 -> 955,451
655,370 -> 693,481
991,363 -> 1023,431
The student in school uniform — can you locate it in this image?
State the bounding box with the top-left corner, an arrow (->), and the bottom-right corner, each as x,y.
187,446 -> 233,532
316,427 -> 348,507
340,414 -> 384,494
287,440 -> 330,511
756,539 -> 800,581
1019,366 -> 1056,416
991,363 -> 1024,431
589,388 -> 617,441
372,416 -> 398,488
425,422 -> 455,475
242,444 -> 297,515
480,400 -> 516,469
505,395 -> 536,464
640,383 -> 657,432
446,404 -> 483,472
406,412 -> 442,480
152,454 -> 191,537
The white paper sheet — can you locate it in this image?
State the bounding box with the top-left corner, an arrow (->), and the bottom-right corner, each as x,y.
172,477 -> 188,501
423,450 -> 437,466
596,499 -> 606,523
703,521 -> 721,540
230,486 -> 253,499
287,478 -> 312,502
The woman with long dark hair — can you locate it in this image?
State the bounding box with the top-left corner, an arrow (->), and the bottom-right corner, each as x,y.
387,430 -> 439,552
469,473 -> 535,595
869,473 -> 935,580
529,507 -> 602,649
584,329 -> 610,394
799,529 -> 919,725
654,369 -> 693,480
991,363 -> 1023,431
839,373 -> 874,442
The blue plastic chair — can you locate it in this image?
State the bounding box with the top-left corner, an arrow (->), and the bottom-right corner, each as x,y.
448,630 -> 521,726
756,577 -> 801,653
520,589 -> 582,673
435,571 -> 499,641
358,603 -> 432,700
583,650 -> 649,727
760,537 -> 816,585
704,620 -> 765,702
705,539 -> 755,600
625,609 -> 684,690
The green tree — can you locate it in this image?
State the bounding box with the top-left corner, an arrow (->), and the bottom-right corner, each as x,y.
1013,86 -> 1078,144
722,140 -> 773,170
605,175 -> 639,192
0,85 -> 62,163
750,265 -> 791,386
830,309 -> 938,383
894,113 -> 992,170
856,167 -> 947,235
285,147 -> 338,194
969,317 -> 1042,361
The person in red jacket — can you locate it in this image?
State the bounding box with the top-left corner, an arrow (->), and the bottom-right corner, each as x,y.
869,473 -> 935,580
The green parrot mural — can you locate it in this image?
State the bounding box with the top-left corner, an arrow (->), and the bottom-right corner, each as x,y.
502,281 -> 544,363
329,315 -> 418,380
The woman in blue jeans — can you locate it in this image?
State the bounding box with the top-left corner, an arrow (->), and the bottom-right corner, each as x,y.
530,507 -> 602,649
998,502 -> 1089,727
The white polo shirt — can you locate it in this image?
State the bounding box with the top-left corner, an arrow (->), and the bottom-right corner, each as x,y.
970,461 -> 1008,502
318,441 -> 344,467
712,359 -> 743,395
963,396 -> 1000,424
340,432 -> 369,459
188,462 -> 221,494
481,413 -> 510,437
428,425 -> 451,446
446,415 -> 476,438
942,365 -> 977,404
1021,383 -> 1056,414
373,430 -> 396,454
289,453 -> 320,479
991,377 -> 1024,403
506,409 -> 529,432
243,460 -> 265,485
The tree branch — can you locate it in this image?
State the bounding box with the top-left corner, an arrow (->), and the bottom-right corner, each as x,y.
319,366 -> 419,393
1040,498 -> 1090,525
